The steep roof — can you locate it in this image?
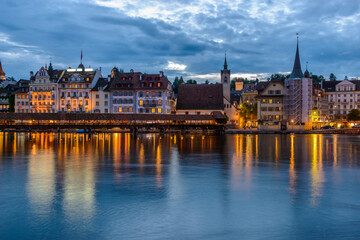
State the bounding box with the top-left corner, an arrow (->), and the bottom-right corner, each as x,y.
0,61 -> 5,79
323,80 -> 360,92
136,73 -> 171,91
176,84 -> 224,110
289,38 -> 304,79
256,81 -> 270,91
107,71 -> 141,91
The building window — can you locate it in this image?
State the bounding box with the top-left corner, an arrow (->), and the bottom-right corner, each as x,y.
152,108 -> 155,113
158,100 -> 162,105
105,94 -> 108,99
85,100 -> 88,105
105,101 -> 108,106
129,107 -> 133,112
119,107 -> 122,112
157,108 -> 162,113
139,100 -> 143,106
96,94 -> 99,99
96,101 -> 99,106
105,109 -> 108,113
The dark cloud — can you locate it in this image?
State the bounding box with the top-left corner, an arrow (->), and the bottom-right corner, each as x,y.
0,0 -> 360,82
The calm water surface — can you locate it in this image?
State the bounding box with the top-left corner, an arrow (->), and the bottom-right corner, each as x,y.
0,133 -> 360,239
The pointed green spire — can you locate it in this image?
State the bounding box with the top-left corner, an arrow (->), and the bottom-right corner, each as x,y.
290,34 -> 303,79
224,52 -> 228,70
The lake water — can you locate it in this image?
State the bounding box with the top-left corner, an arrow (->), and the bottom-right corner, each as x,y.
0,133 -> 360,239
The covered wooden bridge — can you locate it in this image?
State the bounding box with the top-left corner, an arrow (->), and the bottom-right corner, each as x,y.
0,112 -> 226,132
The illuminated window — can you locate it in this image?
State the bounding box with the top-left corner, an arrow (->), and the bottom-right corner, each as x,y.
152,108 -> 155,113
119,107 -> 122,112
146,92 -> 149,97
158,108 -> 162,113
158,100 -> 162,105
139,100 -> 143,106
129,107 -> 133,112
74,84 -> 77,88
86,108 -> 88,113
269,99 -> 273,104
80,100 -> 83,106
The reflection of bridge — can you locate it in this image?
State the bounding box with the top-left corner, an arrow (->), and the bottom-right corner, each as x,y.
0,113 -> 226,133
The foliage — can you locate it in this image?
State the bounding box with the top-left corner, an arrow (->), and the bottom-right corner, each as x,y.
239,103 -> 257,119
172,76 -> 185,95
186,79 -> 197,84
269,73 -> 289,81
347,109 -> 360,121
311,74 -> 325,83
329,73 -> 337,81
205,80 -> 209,84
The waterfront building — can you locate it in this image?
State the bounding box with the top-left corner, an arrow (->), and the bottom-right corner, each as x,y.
0,61 -> 17,88
256,79 -> 285,129
14,79 -> 30,113
91,78 -> 110,113
323,79 -> 360,121
0,83 -> 19,112
58,62 -> 101,113
311,82 -> 329,125
283,37 -> 312,125
136,71 -> 175,114
107,70 -> 141,113
242,83 -> 257,106
29,63 -> 63,113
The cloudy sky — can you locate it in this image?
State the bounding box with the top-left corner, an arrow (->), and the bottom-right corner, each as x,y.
1,0 -> 360,82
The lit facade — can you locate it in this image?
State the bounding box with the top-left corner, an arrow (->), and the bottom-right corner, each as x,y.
14,80 -> 30,113
91,78 -> 110,113
29,64 -> 62,113
57,64 -> 101,113
256,80 -> 285,124
323,79 -> 360,121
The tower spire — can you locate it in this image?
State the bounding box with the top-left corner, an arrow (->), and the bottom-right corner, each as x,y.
290,33 -> 303,79
224,51 -> 228,70
0,60 -> 5,80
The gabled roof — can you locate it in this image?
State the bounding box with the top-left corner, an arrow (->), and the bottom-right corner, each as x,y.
323,80 -> 360,92
136,73 -> 171,90
256,81 -> 270,91
107,71 -> 141,91
176,84 -> 224,110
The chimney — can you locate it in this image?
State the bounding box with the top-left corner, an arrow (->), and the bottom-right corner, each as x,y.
30,71 -> 34,79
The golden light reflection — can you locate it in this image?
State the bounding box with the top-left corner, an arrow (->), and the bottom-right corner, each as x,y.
289,135 -> 296,194
27,135 -> 55,215
310,135 -> 324,207
156,144 -> 162,188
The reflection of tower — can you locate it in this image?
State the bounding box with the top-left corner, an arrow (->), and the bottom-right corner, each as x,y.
0,60 -> 6,80
221,53 -> 231,103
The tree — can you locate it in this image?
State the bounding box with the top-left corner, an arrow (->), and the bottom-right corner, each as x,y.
172,76 -> 185,95
238,103 -> 257,127
347,109 -> 360,121
230,79 -> 236,90
329,73 -> 337,81
186,79 -> 197,84
205,80 -> 209,84
270,73 -> 287,81
311,74 -> 325,83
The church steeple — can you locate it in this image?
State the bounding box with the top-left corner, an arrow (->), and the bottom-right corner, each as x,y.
224,52 -> 228,70
290,34 -> 303,79
0,60 -> 5,80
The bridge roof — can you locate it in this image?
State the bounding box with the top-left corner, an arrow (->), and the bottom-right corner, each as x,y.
0,113 -> 225,121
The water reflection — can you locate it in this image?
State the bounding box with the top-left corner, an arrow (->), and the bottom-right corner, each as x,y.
0,133 -> 360,239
